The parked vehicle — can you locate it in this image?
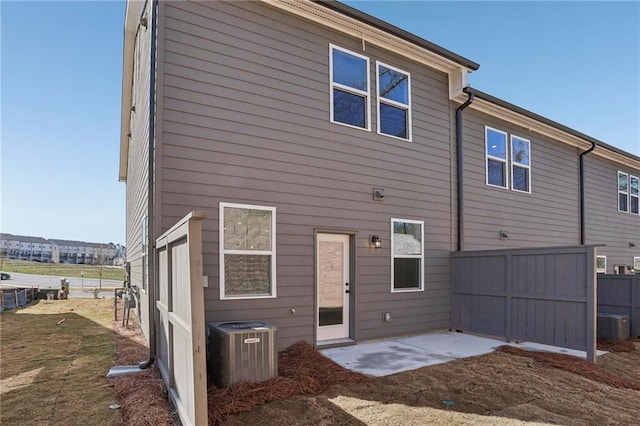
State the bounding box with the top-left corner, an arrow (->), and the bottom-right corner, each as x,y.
1,272 -> 11,280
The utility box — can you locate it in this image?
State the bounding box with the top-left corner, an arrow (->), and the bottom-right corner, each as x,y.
597,313 -> 630,341
207,321 -> 277,388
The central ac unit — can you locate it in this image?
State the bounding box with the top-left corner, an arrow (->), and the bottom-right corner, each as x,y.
207,321 -> 277,387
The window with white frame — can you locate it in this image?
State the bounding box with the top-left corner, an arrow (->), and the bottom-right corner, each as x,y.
220,203 -> 276,299
633,257 -> 640,272
391,218 -> 424,292
630,175 -> 639,214
596,255 -> 606,274
377,62 -> 411,140
330,45 -> 370,130
141,215 -> 148,290
618,171 -> 629,212
511,136 -> 531,193
485,127 -> 508,188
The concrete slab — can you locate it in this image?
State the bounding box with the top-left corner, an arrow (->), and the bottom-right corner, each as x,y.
321,331 -> 606,377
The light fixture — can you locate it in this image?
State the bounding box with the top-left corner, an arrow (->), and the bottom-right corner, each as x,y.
630,242 -> 636,248
370,235 -> 382,249
499,230 -> 509,240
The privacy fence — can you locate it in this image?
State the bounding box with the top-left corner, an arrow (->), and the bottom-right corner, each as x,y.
597,274 -> 640,337
452,245 -> 598,362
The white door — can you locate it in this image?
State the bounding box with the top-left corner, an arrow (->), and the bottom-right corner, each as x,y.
316,234 -> 350,342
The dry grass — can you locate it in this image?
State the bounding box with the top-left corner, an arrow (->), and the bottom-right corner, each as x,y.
0,299 -> 121,425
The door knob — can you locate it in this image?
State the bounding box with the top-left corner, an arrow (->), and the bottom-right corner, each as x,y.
345,289 -> 350,294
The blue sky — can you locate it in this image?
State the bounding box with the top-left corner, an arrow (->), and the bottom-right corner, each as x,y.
1,1 -> 639,246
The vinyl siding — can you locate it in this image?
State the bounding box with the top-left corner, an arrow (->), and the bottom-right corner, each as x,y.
126,1 -> 152,340
461,108 -> 580,249
584,155 -> 640,272
159,1 -> 454,349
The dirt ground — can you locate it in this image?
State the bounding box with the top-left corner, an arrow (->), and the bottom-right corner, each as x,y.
219,341 -> 640,426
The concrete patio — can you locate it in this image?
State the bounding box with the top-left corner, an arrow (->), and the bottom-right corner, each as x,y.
321,331 -> 606,377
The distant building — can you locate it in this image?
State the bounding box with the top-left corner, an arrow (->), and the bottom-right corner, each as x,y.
0,233 -> 124,265
0,234 -> 59,263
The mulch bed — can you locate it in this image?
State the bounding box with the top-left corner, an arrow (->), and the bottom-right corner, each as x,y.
597,339 -> 637,352
496,343 -> 640,391
110,321 -> 174,426
207,341 -> 369,425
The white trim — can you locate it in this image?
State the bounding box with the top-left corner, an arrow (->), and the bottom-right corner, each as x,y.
391,218 -> 424,293
141,215 -> 148,291
618,171 -> 629,213
633,257 -> 640,271
485,126 -> 509,189
219,202 -> 277,300
376,61 -> 412,141
329,44 -> 371,132
596,255 -> 607,274
510,135 -> 532,194
629,175 -> 639,215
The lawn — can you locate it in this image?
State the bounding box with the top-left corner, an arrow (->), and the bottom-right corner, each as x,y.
0,299 -> 121,425
0,259 -> 125,281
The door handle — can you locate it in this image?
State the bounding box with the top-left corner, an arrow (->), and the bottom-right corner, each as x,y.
345,289 -> 350,294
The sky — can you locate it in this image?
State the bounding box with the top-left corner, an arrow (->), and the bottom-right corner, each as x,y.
1,1 -> 639,246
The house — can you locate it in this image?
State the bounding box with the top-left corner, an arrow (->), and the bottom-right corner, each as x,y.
119,0 -> 639,353
0,234 -> 60,263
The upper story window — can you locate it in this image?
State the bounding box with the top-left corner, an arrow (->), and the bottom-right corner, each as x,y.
220,203 -> 276,300
330,45 -> 370,130
485,127 -> 508,188
377,62 -> 411,140
618,171 -> 639,215
485,126 -> 531,193
391,218 -> 424,292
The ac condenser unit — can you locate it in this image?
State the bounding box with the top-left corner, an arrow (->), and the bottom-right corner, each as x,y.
207,321 -> 277,387
597,313 -> 630,341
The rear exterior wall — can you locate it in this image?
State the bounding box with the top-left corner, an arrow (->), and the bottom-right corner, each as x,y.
584,155 -> 640,272
461,108 -> 581,250
157,1 -> 456,349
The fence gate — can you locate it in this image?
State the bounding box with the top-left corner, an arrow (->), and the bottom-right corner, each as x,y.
155,211 -> 207,426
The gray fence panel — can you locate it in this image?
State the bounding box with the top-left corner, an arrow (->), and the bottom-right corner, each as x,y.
597,274 -> 640,337
453,245 -> 597,361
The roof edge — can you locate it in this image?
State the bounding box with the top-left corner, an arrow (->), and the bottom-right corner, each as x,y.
464,87 -> 640,165
313,0 -> 479,71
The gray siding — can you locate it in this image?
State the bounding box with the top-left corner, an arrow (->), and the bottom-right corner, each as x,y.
461,108 -> 581,249
159,1 -> 455,349
584,155 -> 640,272
126,0 -> 152,339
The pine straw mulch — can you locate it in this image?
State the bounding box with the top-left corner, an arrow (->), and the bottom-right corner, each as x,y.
109,319 -> 175,426
496,341 -> 640,391
207,341 -> 369,425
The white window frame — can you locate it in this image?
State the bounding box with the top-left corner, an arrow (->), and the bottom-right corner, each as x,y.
219,202 -> 277,300
485,126 -> 509,189
329,44 -> 371,132
596,255 -> 606,274
376,61 -> 411,141
629,175 -> 639,215
633,257 -> 640,271
141,215 -> 148,291
618,171 -> 629,213
510,135 -> 532,194
391,218 -> 424,293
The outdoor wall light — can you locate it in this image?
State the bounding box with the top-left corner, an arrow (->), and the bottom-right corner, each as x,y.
370,235 -> 382,249
630,242 -> 636,248
499,230 -> 509,240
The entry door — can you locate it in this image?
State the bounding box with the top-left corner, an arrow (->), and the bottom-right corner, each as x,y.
316,234 -> 350,342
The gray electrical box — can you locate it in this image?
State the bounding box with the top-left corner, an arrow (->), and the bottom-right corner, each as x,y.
597,313 -> 630,341
207,321 -> 277,388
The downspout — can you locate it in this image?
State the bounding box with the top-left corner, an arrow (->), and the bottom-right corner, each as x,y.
139,0 -> 158,369
456,91 -> 475,251
579,142 -> 596,245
